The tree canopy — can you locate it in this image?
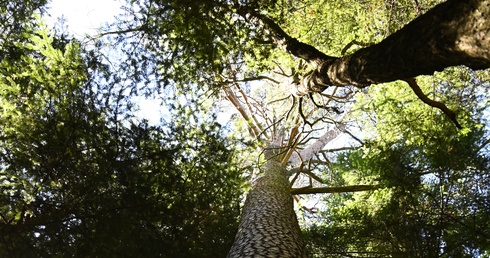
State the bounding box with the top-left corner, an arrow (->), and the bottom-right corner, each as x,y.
1,0 -> 490,257
0,2 -> 244,257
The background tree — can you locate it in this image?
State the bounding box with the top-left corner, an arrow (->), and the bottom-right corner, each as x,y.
0,3 -> 244,257
304,92 -> 490,256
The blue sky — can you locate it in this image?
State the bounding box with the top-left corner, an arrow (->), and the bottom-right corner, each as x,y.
46,0 -> 164,125
47,0 -> 122,36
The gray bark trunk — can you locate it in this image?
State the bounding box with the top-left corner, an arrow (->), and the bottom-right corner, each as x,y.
227,153 -> 307,257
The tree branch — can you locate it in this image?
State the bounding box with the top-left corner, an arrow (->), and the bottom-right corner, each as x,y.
224,86 -> 262,138
221,75 -> 280,85
301,169 -> 325,184
238,7 -> 335,66
290,185 -> 383,195
404,77 -> 462,129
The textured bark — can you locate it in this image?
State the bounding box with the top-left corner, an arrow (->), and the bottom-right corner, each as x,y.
227,155 -> 307,257
317,0 -> 490,88
273,0 -> 490,93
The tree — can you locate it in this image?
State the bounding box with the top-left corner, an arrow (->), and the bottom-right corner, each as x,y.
0,0 -> 48,59
3,0 -> 490,256
302,66 -> 490,257
304,120 -> 490,257
100,0 -> 490,256
227,146 -> 308,257
0,6 -> 245,257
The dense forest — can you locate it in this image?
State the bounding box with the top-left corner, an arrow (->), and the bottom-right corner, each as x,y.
1,0 -> 489,257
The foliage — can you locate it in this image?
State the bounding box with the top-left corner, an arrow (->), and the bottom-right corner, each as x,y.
0,0 -> 48,61
104,0 -> 289,94
0,19 -> 244,258
307,133 -> 490,257
304,68 -> 490,257
2,0 -> 490,257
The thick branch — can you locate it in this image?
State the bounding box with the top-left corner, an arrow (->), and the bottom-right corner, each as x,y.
239,7 -> 334,67
247,0 -> 489,93
290,185 -> 383,195
288,125 -> 345,165
317,0 -> 490,88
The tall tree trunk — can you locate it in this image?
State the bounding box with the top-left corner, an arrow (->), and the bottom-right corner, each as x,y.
227,150 -> 307,257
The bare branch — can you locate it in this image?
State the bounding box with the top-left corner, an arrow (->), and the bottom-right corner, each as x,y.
301,169 -> 325,184
319,87 -> 354,100
288,162 -> 304,187
341,40 -> 375,56
290,185 -> 383,195
298,97 -> 313,127
224,87 -> 262,138
235,84 -> 266,135
288,125 -> 344,164
404,78 -> 462,129
318,146 -> 359,154
221,75 -> 280,85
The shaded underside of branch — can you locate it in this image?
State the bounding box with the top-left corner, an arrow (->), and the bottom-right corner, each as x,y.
317,0 -> 490,89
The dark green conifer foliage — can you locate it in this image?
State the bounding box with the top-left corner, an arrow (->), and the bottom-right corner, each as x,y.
0,2 -> 244,257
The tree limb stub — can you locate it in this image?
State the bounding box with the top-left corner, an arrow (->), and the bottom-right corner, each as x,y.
404,78 -> 462,129
290,185 -> 383,195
